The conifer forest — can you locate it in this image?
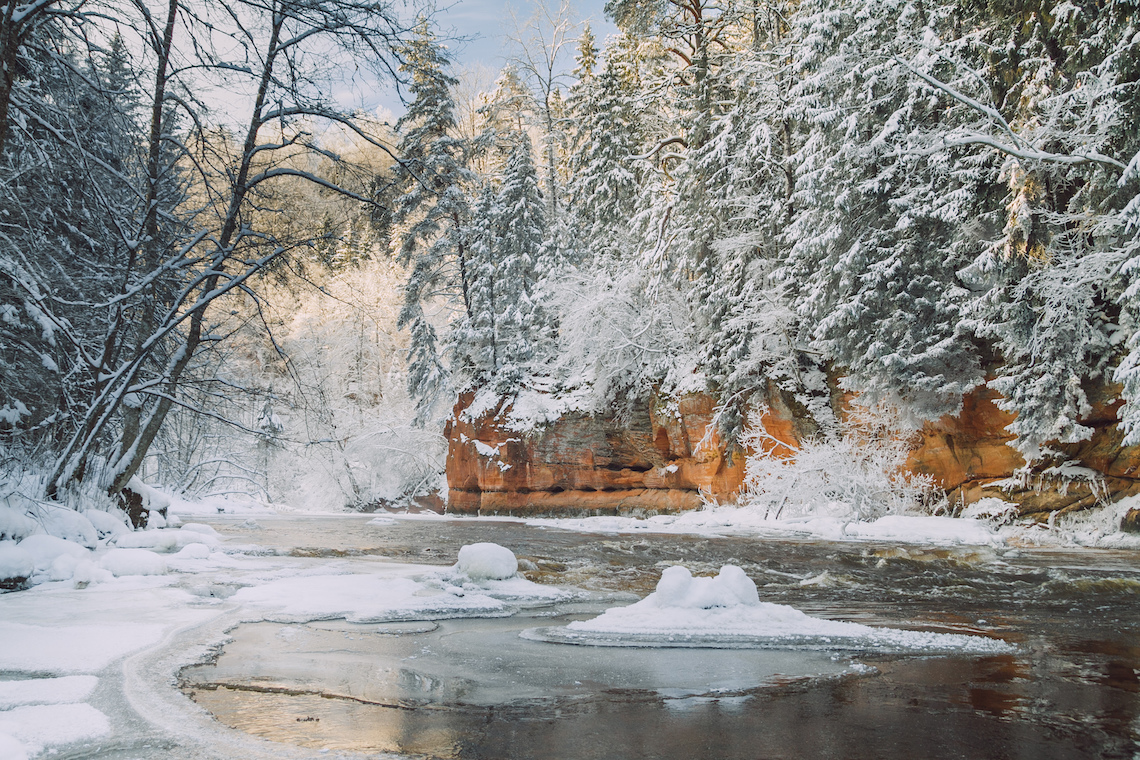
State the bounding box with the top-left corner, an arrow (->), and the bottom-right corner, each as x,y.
1,0 -> 1138,510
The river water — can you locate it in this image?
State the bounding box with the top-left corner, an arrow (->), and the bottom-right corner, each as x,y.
181,515 -> 1140,759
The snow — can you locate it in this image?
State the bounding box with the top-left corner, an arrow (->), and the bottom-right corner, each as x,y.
33,506 -> 98,548
0,508 -> 38,542
16,535 -> 91,571
843,515 -> 998,544
456,542 -> 518,580
555,564 -> 1014,654
125,476 -> 171,513
82,509 -> 131,539
113,527 -> 220,553
100,548 -> 168,577
172,543 -> 212,559
472,439 -> 501,457
0,622 -> 166,673
167,491 -> 277,517
0,733 -> 26,760
524,508 -> 1007,547
0,677 -> 98,709
0,703 -> 110,757
649,565 -> 759,608
179,522 -> 219,537
0,542 -> 34,583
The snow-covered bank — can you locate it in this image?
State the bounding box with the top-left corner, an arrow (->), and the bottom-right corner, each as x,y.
0,533 -> 572,758
521,496 -> 1140,550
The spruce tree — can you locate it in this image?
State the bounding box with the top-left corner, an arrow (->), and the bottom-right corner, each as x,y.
391,23 -> 473,417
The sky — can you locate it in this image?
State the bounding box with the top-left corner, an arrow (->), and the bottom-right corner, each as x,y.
365,0 -> 619,118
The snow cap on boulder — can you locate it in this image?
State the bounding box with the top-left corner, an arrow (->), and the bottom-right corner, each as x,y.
456,543 -> 518,580
649,565 -> 760,609
0,541 -> 34,589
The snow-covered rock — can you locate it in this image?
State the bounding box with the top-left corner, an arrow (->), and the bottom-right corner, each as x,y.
456,543 -> 518,580
179,523 -> 219,537
82,509 -> 131,540
37,505 -> 98,549
16,535 -> 91,571
0,541 -> 34,589
0,507 -> 38,542
113,528 -> 217,553
651,565 -> 759,609
172,543 -> 211,560
125,476 -> 172,513
100,548 -> 167,577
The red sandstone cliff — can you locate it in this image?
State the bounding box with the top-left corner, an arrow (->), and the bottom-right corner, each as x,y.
445,384 -> 1140,518
446,391 -> 763,516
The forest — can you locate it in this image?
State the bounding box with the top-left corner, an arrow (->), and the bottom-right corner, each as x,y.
1,0 -> 1138,514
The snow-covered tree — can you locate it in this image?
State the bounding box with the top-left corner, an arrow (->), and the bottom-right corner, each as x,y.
392,23 -> 474,418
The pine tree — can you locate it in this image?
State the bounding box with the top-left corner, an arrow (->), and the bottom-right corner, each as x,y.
493,135 -> 548,389
566,41 -> 644,261
391,23 -> 474,416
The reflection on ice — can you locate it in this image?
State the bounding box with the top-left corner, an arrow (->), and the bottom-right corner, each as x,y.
522,565 -> 1015,654
184,615 -> 864,755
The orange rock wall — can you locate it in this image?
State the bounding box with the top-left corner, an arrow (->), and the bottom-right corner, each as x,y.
905,385 -> 1140,515
445,392 -> 752,516
445,384 -> 1140,518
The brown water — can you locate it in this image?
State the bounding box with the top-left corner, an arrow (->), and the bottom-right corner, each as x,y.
183,516 -> 1140,759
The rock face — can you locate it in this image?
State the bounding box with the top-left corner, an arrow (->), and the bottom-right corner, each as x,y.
445,383 -> 1140,517
906,385 -> 1140,516
446,391 -> 766,516
1122,508 -> 1140,534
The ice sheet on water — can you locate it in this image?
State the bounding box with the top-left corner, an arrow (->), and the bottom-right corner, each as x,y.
0,676 -> 98,709
0,702 -> 110,757
0,622 -> 165,673
113,526 -> 221,552
523,565 -> 1014,655
232,573 -> 512,623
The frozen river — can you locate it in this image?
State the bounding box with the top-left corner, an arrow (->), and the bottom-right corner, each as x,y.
175,515 -> 1140,760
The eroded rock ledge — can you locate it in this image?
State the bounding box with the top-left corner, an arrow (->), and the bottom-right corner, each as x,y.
445,391 -> 760,516
446,385 -> 1140,519
907,386 -> 1140,518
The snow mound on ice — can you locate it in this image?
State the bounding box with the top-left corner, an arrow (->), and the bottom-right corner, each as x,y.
100,548 -> 167,577
16,535 -> 90,571
0,677 -> 98,709
0,541 -> 34,585
456,543 -> 517,580
0,702 -> 110,756
535,564 -> 1013,654
650,565 -> 759,608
